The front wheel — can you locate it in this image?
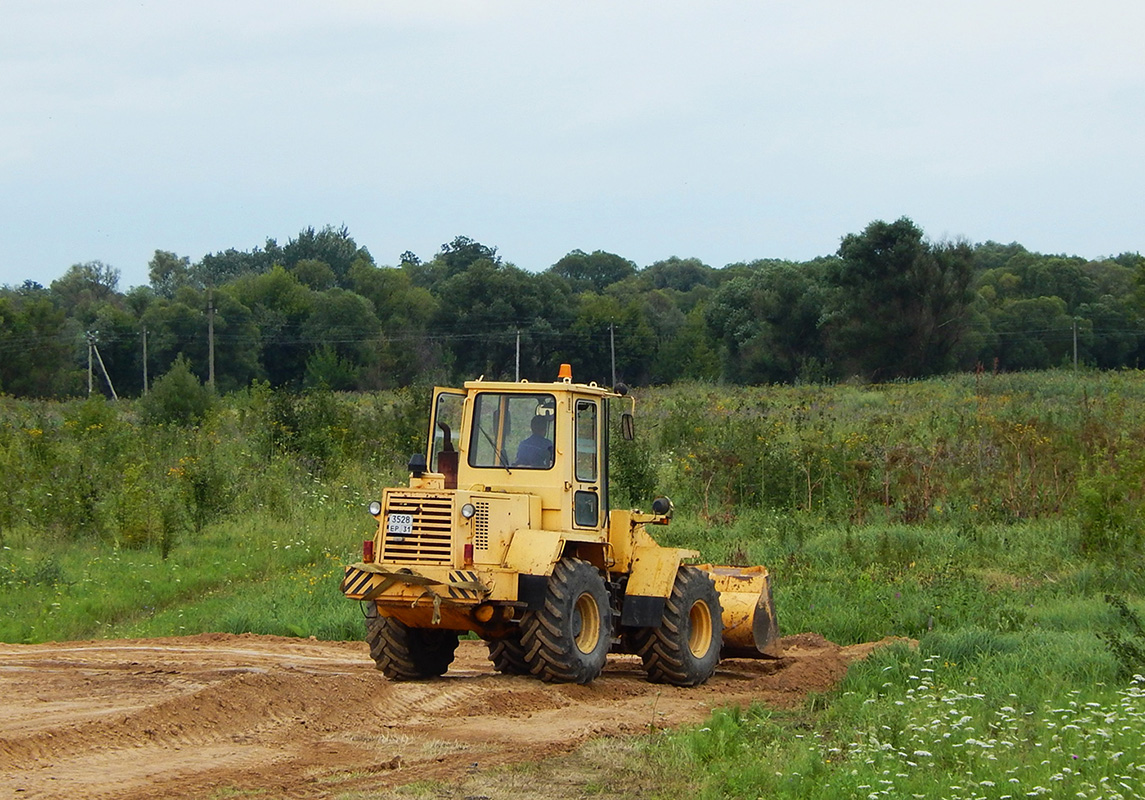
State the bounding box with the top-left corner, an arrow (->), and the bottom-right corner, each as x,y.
521,558 -> 611,684
365,606 -> 460,680
632,566 -> 723,686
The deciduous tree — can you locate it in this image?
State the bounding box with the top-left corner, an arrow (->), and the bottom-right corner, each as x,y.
826,218 -> 974,380
706,261 -> 830,384
549,250 -> 637,294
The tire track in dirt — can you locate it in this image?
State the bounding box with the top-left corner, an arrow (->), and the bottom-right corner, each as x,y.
0,632 -> 909,800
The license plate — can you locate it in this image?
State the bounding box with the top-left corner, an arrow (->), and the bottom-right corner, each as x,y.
387,513 -> 413,536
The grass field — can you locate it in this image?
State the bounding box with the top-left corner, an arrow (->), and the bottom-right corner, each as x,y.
3,370 -> 1145,798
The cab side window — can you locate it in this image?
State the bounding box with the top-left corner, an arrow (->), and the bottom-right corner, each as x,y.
575,401 -> 597,482
573,400 -> 599,527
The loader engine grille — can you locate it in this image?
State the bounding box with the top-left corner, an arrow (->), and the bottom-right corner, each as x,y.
383,493 -> 453,563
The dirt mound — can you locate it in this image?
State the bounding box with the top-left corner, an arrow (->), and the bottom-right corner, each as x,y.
0,633 -> 906,799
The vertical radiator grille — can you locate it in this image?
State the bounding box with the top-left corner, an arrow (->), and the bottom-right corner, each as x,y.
383,493 -> 454,563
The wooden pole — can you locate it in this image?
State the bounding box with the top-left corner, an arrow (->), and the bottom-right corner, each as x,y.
92,341 -> 118,400
207,289 -> 216,388
142,326 -> 148,395
1073,318 -> 1078,371
610,322 -> 616,387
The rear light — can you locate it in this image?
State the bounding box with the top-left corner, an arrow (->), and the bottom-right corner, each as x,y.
363,540 -> 375,563
463,543 -> 474,565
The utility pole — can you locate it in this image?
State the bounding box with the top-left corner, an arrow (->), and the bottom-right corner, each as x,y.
1073,318 -> 1079,371
515,329 -> 521,382
93,342 -> 119,400
609,322 -> 616,388
85,331 -> 118,400
141,326 -> 149,395
207,289 -> 216,388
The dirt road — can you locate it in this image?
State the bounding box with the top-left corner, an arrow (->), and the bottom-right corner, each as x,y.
0,632 -> 900,799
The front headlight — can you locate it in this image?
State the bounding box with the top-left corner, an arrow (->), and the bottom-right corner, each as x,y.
460,502 -> 476,519
368,500 -> 382,516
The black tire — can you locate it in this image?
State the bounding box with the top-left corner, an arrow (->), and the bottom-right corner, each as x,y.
365,608 -> 460,680
521,558 -> 611,684
633,566 -> 723,687
487,634 -> 530,675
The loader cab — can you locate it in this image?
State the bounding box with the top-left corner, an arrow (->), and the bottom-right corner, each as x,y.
426,374 -> 613,533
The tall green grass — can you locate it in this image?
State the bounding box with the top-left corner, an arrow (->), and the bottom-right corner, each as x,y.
631,369 -> 1145,541
0,386 -> 419,642
643,508 -> 1145,797
0,503 -> 372,643
4,370 -> 1145,796
614,371 -> 1145,798
650,649 -> 1145,799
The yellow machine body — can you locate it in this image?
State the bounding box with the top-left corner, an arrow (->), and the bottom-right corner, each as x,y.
341,372 -> 781,678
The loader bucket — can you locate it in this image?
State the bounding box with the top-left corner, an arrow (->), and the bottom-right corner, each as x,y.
696,564 -> 782,658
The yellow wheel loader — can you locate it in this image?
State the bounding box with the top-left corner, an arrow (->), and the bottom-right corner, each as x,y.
341,365 -> 780,686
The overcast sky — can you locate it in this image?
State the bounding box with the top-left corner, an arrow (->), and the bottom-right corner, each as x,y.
2,1 -> 1141,290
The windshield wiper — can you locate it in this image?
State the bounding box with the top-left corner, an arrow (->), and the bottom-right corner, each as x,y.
477,424 -> 512,473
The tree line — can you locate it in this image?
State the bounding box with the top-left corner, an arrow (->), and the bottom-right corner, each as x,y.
1,219 -> 1142,398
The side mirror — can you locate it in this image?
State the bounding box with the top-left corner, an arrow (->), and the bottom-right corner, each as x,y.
621,412 -> 635,441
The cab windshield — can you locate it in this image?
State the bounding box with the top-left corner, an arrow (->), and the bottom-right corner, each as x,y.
468,392 -> 556,470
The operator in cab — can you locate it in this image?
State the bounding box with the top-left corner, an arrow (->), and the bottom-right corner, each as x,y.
515,414 -> 553,468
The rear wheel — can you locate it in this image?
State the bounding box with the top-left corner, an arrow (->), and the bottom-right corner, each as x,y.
365,606 -> 460,680
633,566 -> 723,686
487,633 -> 530,675
521,558 -> 611,684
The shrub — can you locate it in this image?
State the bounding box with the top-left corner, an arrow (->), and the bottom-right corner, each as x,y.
140,356 -> 216,426
1077,449 -> 1145,555
113,462 -> 187,557
609,416 -> 658,508
304,346 -> 358,391
1099,594 -> 1145,680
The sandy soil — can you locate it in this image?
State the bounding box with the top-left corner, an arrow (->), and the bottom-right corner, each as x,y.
0,632 -> 905,799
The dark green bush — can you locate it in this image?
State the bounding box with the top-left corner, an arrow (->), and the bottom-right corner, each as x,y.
609,418 -> 658,508
1099,594 -> 1145,680
140,356 -> 217,426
